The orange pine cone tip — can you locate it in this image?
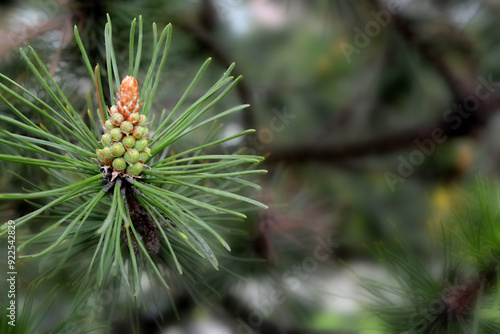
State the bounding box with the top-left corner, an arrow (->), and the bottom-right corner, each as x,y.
119,76 -> 139,104
118,76 -> 140,117
120,76 -> 138,93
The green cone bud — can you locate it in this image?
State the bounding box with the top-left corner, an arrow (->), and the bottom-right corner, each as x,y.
111,113 -> 124,126
127,162 -> 144,175
124,149 -> 140,164
134,138 -> 148,151
112,158 -> 127,171
137,115 -> 147,126
97,90 -> 151,177
101,146 -> 114,160
132,126 -> 146,139
138,147 -> 151,163
111,142 -> 125,157
104,120 -> 114,131
97,156 -> 109,165
120,121 -> 134,134
138,152 -> 149,163
128,112 -> 140,124
110,128 -> 123,141
96,149 -> 112,164
102,133 -> 112,146
122,135 -> 135,148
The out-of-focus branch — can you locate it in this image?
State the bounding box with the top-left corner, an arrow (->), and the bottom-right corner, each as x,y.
266,1 -> 498,165
265,88 -> 500,165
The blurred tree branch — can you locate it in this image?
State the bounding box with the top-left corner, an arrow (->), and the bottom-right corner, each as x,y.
265,91 -> 500,165
265,0 -> 499,165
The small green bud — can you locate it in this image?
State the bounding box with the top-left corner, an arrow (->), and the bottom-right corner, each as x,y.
137,115 -> 147,126
122,135 -> 136,148
97,156 -> 109,165
96,149 -> 111,165
127,162 -> 144,175
124,149 -> 140,164
101,133 -> 112,147
133,126 -> 147,139
111,142 -> 125,157
110,128 -> 123,141
111,113 -> 124,126
138,147 -> 151,163
104,120 -> 114,131
134,138 -> 148,151
128,112 -> 140,124
138,152 -> 149,163
120,121 -> 134,134
112,158 -> 127,171
101,146 -> 114,160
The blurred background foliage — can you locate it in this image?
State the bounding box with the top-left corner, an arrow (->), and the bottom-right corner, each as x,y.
1,0 -> 500,333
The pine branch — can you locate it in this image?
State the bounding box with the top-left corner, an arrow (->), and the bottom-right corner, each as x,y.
0,16 -> 266,331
